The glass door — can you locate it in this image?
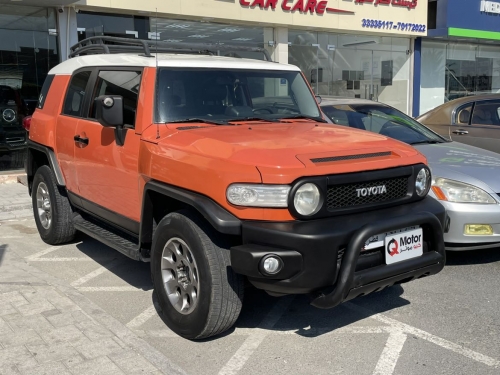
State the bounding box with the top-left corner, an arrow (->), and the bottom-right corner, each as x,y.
289,44 -> 319,93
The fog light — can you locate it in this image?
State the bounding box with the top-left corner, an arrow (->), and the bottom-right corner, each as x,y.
261,255 -> 283,275
464,224 -> 493,235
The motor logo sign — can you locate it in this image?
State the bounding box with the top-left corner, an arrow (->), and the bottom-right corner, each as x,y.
356,185 -> 387,198
384,228 -> 423,265
387,238 -> 399,256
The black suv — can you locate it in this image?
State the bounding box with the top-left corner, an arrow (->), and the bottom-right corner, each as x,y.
0,85 -> 28,168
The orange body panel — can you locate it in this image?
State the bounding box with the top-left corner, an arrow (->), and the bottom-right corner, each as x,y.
30,67 -> 429,224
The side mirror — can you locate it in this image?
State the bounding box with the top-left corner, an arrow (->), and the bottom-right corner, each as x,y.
315,95 -> 322,104
95,95 -> 124,128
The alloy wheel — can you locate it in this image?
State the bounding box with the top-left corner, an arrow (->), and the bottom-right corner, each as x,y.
161,237 -> 200,315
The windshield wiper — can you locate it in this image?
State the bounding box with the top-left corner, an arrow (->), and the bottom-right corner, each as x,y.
226,117 -> 279,123
409,140 -> 443,145
279,114 -> 328,123
165,118 -> 228,126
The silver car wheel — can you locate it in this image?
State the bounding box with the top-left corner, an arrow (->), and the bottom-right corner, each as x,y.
161,237 -> 200,315
36,182 -> 52,230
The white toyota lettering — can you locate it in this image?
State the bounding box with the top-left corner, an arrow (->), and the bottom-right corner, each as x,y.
356,185 -> 387,197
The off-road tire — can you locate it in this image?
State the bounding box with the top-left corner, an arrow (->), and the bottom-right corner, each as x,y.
151,210 -> 244,340
32,165 -> 75,245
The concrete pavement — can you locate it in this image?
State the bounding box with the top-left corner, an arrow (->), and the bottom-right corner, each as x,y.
0,183 -> 184,375
2,181 -> 500,375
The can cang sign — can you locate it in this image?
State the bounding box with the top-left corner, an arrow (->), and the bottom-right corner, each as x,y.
480,0 -> 500,13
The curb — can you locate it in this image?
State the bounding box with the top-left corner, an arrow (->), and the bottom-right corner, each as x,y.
0,173 -> 27,185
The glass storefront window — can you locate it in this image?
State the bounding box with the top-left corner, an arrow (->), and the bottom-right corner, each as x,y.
0,6 -> 60,172
420,40 -> 500,115
289,30 -> 411,114
77,14 -> 270,61
149,18 -> 269,61
77,12 -> 150,41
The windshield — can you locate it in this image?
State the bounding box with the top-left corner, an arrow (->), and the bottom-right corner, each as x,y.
321,103 -> 447,145
155,68 -> 322,124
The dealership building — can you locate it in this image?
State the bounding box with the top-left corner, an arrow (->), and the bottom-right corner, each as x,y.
2,0 -> 499,171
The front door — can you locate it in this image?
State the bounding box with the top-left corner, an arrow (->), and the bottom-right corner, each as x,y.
73,69 -> 144,229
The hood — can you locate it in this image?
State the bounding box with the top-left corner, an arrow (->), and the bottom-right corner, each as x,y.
149,122 -> 424,181
415,142 -> 500,193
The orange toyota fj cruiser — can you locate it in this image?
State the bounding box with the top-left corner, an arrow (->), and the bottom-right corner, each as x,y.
27,37 -> 445,340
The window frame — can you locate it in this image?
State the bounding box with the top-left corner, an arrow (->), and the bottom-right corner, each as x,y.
470,99 -> 500,127
37,74 -> 55,110
61,68 -> 94,119
86,67 -> 144,128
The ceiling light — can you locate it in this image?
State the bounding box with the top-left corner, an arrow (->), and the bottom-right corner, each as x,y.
188,35 -> 210,38
233,38 -> 253,41
342,41 -> 377,47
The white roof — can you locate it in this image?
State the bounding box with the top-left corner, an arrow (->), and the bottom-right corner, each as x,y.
49,53 -> 301,75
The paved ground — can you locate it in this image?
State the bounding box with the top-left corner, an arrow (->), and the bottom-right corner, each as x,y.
2,182 -> 500,375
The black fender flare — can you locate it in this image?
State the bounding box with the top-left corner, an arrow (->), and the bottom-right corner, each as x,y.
139,180 -> 241,248
26,140 -> 65,191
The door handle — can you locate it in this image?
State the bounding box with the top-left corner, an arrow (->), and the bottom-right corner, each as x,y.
74,135 -> 89,145
452,129 -> 469,135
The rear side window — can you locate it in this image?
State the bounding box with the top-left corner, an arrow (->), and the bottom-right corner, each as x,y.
455,104 -> 472,125
89,70 -> 142,126
63,71 -> 92,117
37,75 -> 55,110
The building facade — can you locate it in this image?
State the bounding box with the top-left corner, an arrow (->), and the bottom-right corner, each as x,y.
415,0 -> 500,116
0,0 -> 75,172
67,0 -> 427,114
0,0 -> 428,172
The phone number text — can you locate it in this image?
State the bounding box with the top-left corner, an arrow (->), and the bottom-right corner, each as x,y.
361,19 -> 426,32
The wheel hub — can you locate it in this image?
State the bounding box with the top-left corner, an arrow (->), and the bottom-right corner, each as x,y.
36,182 -> 52,230
160,238 -> 200,315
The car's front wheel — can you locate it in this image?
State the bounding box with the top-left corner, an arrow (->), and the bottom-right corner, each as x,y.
151,210 -> 244,340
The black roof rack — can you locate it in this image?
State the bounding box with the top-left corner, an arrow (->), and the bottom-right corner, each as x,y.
69,36 -> 272,61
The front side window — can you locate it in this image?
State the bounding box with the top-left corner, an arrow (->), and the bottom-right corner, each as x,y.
89,70 -> 142,126
471,100 -> 500,126
155,68 -> 321,124
63,71 -> 91,117
322,103 -> 446,145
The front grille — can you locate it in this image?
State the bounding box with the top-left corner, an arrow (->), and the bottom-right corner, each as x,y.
327,177 -> 408,210
311,151 -> 391,164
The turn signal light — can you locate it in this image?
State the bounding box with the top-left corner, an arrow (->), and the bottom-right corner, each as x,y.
22,116 -> 32,131
464,225 -> 493,235
431,186 -> 447,201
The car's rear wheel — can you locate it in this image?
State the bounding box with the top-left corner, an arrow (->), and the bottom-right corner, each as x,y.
151,210 -> 244,340
32,165 -> 75,245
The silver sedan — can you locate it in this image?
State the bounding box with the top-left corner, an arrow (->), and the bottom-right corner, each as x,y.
320,97 -> 500,250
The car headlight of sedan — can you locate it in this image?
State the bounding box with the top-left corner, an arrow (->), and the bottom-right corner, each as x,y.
226,184 -> 290,207
431,178 -> 497,204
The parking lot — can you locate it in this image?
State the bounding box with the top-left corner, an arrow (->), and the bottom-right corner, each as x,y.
1,182 -> 500,375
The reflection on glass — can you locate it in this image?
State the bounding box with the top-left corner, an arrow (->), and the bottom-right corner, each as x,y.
421,40 -> 500,114
288,30 -> 410,114
0,5 -> 59,172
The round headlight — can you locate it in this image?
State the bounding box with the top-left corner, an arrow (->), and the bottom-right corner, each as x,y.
3,108 -> 16,123
415,168 -> 431,196
294,183 -> 321,216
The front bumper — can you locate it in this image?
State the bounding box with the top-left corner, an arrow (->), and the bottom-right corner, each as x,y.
230,196 -> 446,309
440,200 -> 500,250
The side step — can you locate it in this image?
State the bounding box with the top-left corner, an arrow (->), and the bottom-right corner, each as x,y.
72,214 -> 149,262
